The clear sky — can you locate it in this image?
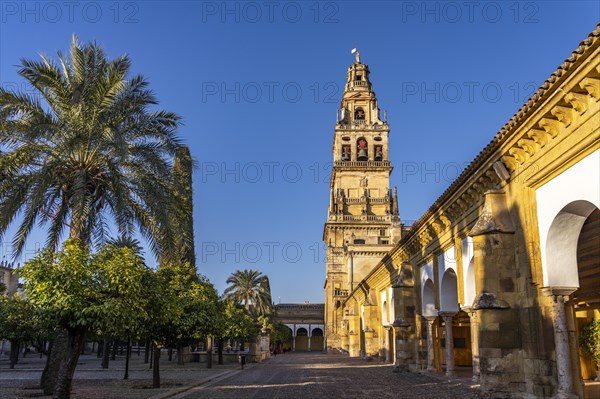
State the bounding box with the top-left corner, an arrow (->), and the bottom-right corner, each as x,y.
1,1 -> 598,303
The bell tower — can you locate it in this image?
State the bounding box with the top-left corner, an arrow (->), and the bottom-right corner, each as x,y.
323,51 -> 402,352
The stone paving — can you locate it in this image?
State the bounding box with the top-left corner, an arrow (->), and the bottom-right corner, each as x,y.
0,351 -> 487,399
178,352 -> 486,399
0,351 -> 241,399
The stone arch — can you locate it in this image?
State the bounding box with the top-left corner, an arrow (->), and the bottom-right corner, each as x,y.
462,236 -> 476,307
536,150 -> 600,287
311,327 -> 323,336
545,200 -> 598,288
440,269 -> 459,313
422,279 -> 436,317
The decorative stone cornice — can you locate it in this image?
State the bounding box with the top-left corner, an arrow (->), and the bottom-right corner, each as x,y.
392,24 -> 599,258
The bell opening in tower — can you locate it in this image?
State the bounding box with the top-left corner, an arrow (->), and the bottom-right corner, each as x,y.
354,107 -> 365,121
357,138 -> 368,161
341,145 -> 351,161
374,145 -> 383,161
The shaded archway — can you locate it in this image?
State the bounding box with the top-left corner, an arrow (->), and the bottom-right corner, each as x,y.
544,200 -> 600,398
440,269 -> 459,313
295,328 -> 308,351
310,328 -> 324,351
546,200 -> 598,288
422,279 -> 436,317
573,208 -> 600,394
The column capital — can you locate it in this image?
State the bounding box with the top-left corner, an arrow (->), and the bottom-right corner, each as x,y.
541,287 -> 577,298
462,307 -> 479,322
438,311 -> 457,320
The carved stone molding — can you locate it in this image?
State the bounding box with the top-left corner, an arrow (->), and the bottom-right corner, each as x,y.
564,92 -> 589,114
579,77 -> 600,100
551,105 -> 574,126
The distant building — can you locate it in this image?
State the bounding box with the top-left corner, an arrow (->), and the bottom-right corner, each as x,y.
323,25 -> 600,399
0,260 -> 19,296
273,303 -> 324,351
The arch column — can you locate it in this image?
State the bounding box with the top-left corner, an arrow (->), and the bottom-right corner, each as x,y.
292,324 -> 296,352
384,326 -> 391,362
308,327 -> 312,352
464,307 -> 480,382
440,312 -> 456,378
425,316 -> 436,372
543,288 -> 578,399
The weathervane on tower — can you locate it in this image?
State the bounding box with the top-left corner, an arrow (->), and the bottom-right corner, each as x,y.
351,48 -> 360,63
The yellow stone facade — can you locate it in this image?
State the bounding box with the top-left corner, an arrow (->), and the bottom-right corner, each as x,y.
324,25 -> 600,399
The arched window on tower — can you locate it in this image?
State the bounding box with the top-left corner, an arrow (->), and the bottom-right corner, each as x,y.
357,138 -> 368,161
374,145 -> 383,161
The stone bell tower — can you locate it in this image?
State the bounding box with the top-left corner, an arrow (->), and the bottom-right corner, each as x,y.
323,51 -> 402,351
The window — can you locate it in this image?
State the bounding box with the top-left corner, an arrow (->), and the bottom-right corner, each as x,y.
380,240 -> 389,245
353,239 -> 366,245
380,229 -> 386,236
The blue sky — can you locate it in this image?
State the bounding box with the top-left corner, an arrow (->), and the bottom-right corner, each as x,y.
1,1 -> 598,303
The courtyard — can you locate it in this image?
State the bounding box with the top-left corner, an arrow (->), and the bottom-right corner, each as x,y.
0,351 -> 484,399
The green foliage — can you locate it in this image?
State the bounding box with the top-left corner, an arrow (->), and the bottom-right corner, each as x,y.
223,269 -> 272,317
270,321 -> 293,345
0,293 -> 37,342
0,35 -> 182,260
579,319 -> 600,367
219,300 -> 258,341
141,262 -> 220,348
19,239 -> 151,336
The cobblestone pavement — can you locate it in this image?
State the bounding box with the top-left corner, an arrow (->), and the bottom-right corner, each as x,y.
0,352 -> 241,399
179,352 -> 486,399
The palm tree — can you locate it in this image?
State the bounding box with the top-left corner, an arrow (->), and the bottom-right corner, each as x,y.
107,235 -> 144,258
0,35 -> 181,259
0,36 -> 182,397
224,269 -> 272,317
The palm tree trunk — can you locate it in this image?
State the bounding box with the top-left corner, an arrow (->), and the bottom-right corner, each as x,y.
52,328 -> 85,399
41,329 -> 68,395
